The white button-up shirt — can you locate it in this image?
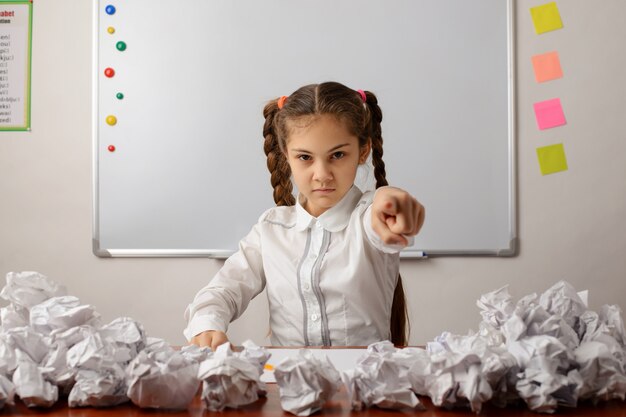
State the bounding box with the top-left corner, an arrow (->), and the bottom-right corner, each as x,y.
184,186 -> 406,346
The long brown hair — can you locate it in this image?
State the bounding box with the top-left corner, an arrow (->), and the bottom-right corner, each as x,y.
262,81 -> 409,346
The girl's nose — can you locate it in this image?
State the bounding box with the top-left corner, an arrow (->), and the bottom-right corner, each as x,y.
312,161 -> 333,182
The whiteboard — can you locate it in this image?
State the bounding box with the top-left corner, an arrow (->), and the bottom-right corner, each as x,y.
92,0 -> 516,258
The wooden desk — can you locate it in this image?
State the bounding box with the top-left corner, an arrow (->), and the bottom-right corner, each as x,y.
3,384 -> 626,416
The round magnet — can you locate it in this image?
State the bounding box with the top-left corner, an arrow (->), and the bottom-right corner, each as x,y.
108,145 -> 116,152
105,5 -> 116,15
104,67 -> 115,78
106,115 -> 117,126
107,26 -> 115,34
116,92 -> 124,100
116,41 -> 127,51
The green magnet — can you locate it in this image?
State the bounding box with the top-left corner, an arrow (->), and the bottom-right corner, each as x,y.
116,41 -> 127,51
116,92 -> 124,100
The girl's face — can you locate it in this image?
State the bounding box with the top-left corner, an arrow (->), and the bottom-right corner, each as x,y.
285,114 -> 370,217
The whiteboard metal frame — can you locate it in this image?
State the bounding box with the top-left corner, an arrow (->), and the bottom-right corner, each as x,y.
92,0 -> 517,259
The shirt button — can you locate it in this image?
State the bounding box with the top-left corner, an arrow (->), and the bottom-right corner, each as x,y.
311,314 -> 318,322
308,252 -> 316,259
316,221 -> 322,229
303,283 -> 310,291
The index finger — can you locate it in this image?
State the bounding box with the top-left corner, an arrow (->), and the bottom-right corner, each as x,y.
381,196 -> 399,216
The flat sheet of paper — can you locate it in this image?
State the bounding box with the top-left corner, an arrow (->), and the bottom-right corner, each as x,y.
261,349 -> 366,383
530,2 -> 564,34
0,1 -> 32,131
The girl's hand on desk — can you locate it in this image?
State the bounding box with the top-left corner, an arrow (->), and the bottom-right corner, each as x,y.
372,186 -> 425,246
190,330 -> 229,351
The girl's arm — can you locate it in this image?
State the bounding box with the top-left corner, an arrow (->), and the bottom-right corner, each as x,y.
370,186 -> 425,246
184,221 -> 266,348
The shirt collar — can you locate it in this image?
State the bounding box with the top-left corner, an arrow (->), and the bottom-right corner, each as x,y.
295,186 -> 363,232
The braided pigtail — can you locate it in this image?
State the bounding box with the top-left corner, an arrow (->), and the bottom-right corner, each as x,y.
364,92 -> 389,189
390,278 -> 409,346
364,91 -> 410,346
263,100 -> 295,206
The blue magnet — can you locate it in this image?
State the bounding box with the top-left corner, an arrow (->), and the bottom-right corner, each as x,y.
105,5 -> 116,15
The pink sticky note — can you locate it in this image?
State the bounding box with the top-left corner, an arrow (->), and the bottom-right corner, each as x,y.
533,98 -> 566,130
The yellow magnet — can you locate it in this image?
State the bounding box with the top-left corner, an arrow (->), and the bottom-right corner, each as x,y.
107,26 -> 115,34
106,115 -> 117,126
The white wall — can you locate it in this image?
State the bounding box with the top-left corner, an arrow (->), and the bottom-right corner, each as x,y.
1,0 -> 625,346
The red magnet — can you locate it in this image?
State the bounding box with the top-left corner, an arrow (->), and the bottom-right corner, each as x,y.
104,67 -> 115,78
108,145 -> 116,152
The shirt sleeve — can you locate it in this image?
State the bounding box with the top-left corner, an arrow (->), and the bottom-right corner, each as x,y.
183,218 -> 266,341
362,188 -> 415,254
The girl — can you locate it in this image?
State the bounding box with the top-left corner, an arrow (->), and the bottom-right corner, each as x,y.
185,81 -> 425,349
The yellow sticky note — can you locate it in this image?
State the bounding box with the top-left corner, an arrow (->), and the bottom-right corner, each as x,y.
530,2 -> 564,34
536,143 -> 568,175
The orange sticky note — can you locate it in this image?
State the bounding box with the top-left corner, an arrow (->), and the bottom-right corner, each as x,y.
532,51 -> 563,83
530,2 -> 564,34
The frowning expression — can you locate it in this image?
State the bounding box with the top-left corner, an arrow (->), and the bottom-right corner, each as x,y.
285,114 -> 370,217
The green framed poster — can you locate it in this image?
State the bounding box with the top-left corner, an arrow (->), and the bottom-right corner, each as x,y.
0,0 -> 32,131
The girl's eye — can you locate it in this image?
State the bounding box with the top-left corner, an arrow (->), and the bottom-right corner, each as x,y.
298,154 -> 312,161
331,152 -> 345,160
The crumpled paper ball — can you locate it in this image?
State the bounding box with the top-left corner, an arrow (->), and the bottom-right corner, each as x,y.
126,341 -> 200,410
29,296 -> 100,335
197,342 -> 267,411
274,349 -> 341,416
66,331 -> 129,407
12,356 -> 58,408
343,341 -> 422,411
99,317 -> 146,362
69,367 -> 128,407
0,271 -> 65,310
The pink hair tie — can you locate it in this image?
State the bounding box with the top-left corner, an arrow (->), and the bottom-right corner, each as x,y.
357,89 -> 367,103
277,96 -> 288,109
